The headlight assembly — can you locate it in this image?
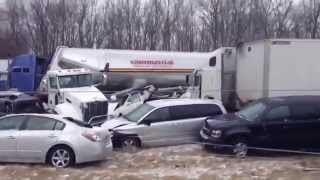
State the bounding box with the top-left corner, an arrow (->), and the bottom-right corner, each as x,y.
211,130 -> 222,138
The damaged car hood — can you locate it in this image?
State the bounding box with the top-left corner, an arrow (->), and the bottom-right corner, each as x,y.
101,117 -> 134,130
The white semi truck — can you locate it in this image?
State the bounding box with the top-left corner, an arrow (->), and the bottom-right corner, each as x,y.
39,47 -> 109,123
38,46 -> 223,121
49,47 -> 222,91
187,39 -> 320,109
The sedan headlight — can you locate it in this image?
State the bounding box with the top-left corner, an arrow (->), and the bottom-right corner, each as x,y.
211,130 -> 222,138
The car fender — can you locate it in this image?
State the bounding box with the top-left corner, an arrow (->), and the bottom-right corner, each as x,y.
44,140 -> 76,163
224,127 -> 251,141
55,103 -> 82,120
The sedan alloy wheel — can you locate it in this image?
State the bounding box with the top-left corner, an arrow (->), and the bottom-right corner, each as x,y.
50,148 -> 72,168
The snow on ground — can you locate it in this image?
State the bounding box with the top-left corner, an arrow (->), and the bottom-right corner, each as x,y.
0,145 -> 320,180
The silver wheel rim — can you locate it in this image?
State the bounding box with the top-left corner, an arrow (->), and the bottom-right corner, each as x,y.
122,139 -> 138,152
51,149 -> 71,168
233,142 -> 248,159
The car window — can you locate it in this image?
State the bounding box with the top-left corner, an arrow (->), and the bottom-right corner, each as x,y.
24,116 -> 56,130
143,107 -> 170,123
238,102 -> 267,122
265,106 -> 290,122
0,116 -> 26,130
23,68 -> 30,73
290,104 -> 320,121
124,104 -> 155,122
170,105 -> 197,120
49,77 -> 58,89
195,104 -> 223,117
54,121 -> 65,130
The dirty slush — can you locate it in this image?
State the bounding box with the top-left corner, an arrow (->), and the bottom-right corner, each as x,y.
0,145 -> 319,180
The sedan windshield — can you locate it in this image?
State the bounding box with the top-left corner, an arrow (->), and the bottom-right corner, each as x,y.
124,104 -> 155,123
58,74 -> 92,88
237,102 -> 267,122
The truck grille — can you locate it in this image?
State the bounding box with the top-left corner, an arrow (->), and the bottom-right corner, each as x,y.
82,101 -> 108,122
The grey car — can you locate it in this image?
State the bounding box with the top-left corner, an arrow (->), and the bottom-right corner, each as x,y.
0,114 -> 112,168
101,99 -> 226,149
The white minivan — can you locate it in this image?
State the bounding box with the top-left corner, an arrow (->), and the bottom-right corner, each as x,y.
102,98 -> 226,149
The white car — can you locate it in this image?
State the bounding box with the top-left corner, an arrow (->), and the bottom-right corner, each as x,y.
0,114 -> 112,168
102,99 -> 226,149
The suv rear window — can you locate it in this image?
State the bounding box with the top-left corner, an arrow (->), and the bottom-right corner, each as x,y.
170,104 -> 222,120
170,105 -> 195,120
195,104 -> 223,117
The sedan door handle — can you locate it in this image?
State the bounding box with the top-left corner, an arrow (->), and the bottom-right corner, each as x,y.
48,134 -> 57,138
8,136 -> 16,140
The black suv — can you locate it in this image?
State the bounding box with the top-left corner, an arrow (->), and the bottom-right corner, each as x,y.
200,96 -> 320,157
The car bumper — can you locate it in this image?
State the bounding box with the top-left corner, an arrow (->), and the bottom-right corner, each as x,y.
76,140 -> 113,164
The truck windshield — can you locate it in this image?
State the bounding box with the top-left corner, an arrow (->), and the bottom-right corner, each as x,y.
58,74 -> 92,88
237,102 -> 267,122
123,104 -> 155,123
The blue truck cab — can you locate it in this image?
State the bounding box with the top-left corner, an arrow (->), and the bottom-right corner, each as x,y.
9,54 -> 49,94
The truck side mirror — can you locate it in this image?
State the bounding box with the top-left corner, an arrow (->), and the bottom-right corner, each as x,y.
104,63 -> 110,72
102,73 -> 108,86
209,57 -> 216,67
92,72 -> 107,86
186,75 -> 190,84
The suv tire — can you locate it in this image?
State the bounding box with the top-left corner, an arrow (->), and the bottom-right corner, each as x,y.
232,137 -> 248,159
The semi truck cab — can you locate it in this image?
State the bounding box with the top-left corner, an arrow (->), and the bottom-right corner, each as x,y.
45,69 -> 108,122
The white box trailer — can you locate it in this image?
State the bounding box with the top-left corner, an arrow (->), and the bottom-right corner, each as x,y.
187,39 -> 320,110
236,39 -> 320,103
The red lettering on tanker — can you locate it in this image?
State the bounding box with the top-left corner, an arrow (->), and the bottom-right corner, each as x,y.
130,60 -> 174,68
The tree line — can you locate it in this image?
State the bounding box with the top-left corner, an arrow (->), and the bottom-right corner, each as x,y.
2,0 -> 320,58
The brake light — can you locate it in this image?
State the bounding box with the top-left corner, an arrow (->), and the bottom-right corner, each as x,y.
82,132 -> 102,142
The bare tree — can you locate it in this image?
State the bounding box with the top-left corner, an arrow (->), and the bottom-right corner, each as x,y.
4,0 -> 320,58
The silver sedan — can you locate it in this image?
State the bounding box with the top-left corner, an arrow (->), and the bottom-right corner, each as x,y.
0,114 -> 112,168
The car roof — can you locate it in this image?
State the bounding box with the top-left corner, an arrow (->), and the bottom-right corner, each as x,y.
261,96 -> 320,105
1,113 -> 68,122
146,98 -> 223,108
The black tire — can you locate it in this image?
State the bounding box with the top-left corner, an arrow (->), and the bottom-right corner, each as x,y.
47,145 -> 75,168
121,137 -> 141,153
231,137 -> 248,159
